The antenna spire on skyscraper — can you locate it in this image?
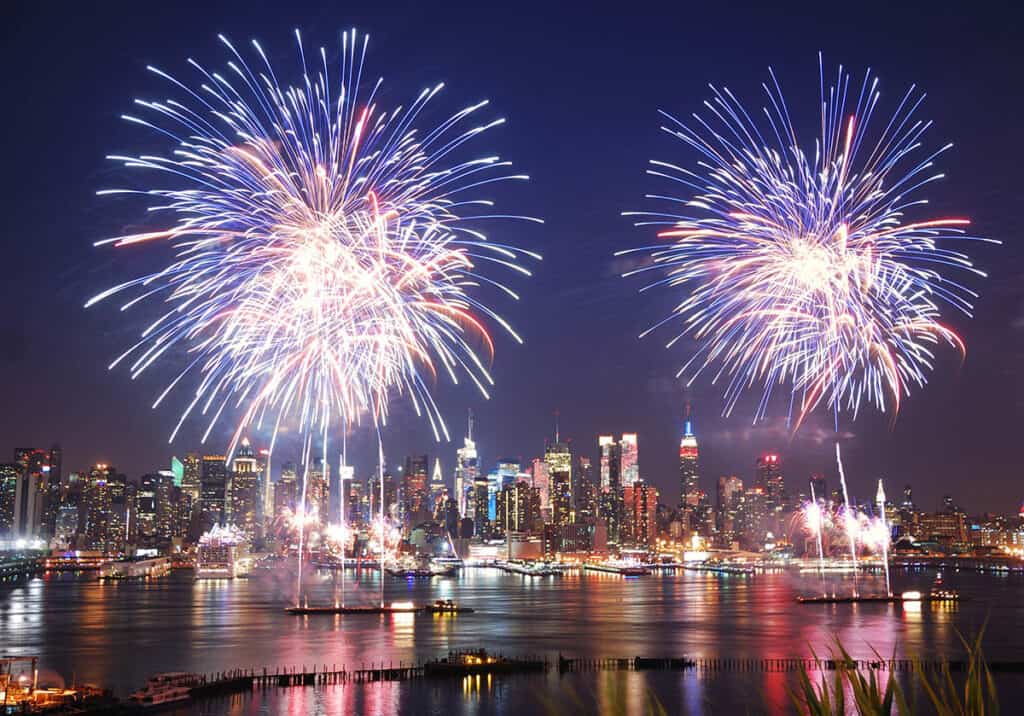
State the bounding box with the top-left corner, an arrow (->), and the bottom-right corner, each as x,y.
554,408 -> 560,444
467,408 -> 474,441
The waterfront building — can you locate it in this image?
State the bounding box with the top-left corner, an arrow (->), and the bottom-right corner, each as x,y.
0,463 -> 18,536
543,521 -> 593,555
82,464 -> 127,553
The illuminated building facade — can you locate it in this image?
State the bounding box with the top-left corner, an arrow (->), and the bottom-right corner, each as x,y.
716,475 -> 744,547
229,439 -> 261,542
199,454 -> 228,532
0,463 -> 19,536
181,453 -> 201,502
545,441 -> 573,526
401,454 -> 429,525
679,410 -> 700,527
622,479 -> 658,549
454,411 -> 478,518
620,433 -> 638,485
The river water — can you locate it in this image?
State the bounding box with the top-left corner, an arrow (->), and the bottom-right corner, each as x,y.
2,566 -> 1022,713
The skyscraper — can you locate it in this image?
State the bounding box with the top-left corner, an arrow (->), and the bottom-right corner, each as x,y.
678,407 -> 700,520
83,464 -> 127,553
620,433 -> 639,485
199,454 -> 228,532
230,439 -> 261,541
454,410 -> 478,518
429,457 -> 446,517
597,436 -> 623,544
181,453 -> 201,502
531,458 -> 550,519
755,454 -> 785,518
14,448 -> 50,538
622,479 -> 658,549
401,455 -> 429,525
0,463 -> 19,536
716,475 -> 744,547
545,440 -> 572,526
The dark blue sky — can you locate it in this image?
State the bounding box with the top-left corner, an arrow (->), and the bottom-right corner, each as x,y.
2,1 -> 1022,512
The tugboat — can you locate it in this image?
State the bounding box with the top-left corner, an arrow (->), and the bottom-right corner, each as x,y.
423,599 -> 475,614
928,572 -> 960,602
129,672 -> 198,708
423,649 -> 544,676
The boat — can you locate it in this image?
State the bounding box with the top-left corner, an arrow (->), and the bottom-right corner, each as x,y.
424,599 -> 474,614
386,556 -> 456,578
583,561 -> 651,576
928,572 -> 960,602
423,649 -> 545,676
129,672 -> 199,708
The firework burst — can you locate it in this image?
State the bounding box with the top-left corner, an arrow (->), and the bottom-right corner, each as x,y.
88,29 -> 539,454
622,56 -> 993,424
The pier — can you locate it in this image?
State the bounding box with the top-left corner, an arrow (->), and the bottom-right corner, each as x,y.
184,653 -> 1024,697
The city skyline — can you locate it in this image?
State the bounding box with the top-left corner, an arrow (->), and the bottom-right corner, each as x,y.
1,1 -> 1021,515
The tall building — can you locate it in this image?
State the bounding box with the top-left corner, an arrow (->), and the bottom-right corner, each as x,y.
716,475 -> 744,547
622,479 -> 658,549
679,408 -> 700,525
620,433 -> 639,485
230,439 -> 261,541
199,454 -> 228,532
545,440 -> 572,526
531,458 -> 550,519
471,472 -> 490,538
454,410 -> 478,517
307,458 -> 330,525
496,479 -> 541,535
14,448 -> 50,538
401,455 -> 429,525
755,454 -> 785,511
809,473 -> 828,503
137,473 -> 160,547
273,462 -> 298,518
83,464 -> 127,553
0,463 -> 19,536
432,458 -> 448,516
181,453 -> 201,502
170,456 -> 185,487
597,436 -> 623,544
574,456 -> 598,524
736,486 -> 768,550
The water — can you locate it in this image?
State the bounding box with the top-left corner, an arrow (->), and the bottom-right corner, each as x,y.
3,566 -> 1022,713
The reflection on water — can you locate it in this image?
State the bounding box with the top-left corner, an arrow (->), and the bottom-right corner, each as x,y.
1,567 -> 1020,713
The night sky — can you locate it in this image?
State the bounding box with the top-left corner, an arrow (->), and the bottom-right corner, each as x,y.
2,1 -> 1022,513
